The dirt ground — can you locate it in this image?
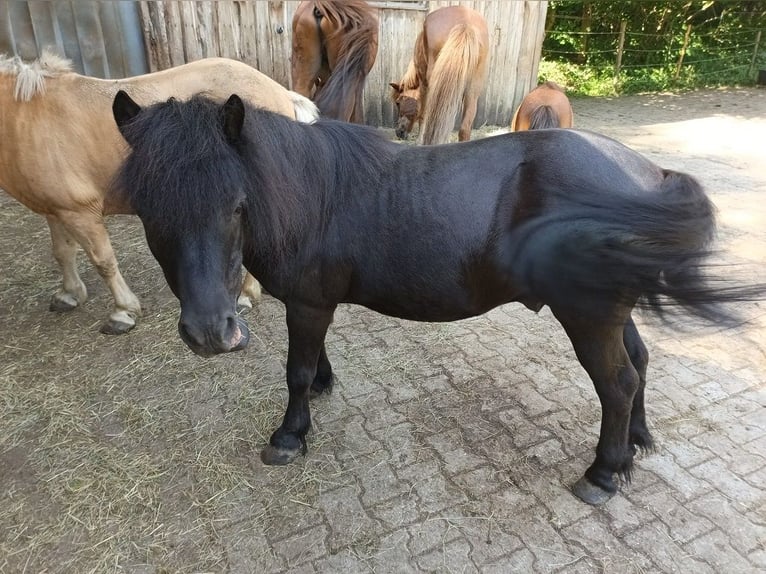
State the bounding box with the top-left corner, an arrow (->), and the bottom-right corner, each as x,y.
1,87 -> 764,573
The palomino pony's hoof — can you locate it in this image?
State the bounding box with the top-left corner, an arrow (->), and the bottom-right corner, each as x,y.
572,477 -> 616,505
260,444 -> 302,466
236,295 -> 254,314
49,294 -> 79,312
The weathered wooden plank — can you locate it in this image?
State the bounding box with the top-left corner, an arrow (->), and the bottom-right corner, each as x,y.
72,1 -> 108,77
52,1 -> 84,71
8,0 -> 36,59
27,0 -> 57,57
179,0 -> 202,62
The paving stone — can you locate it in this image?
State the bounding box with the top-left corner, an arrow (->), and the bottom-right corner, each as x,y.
688,458 -> 763,509
622,522 -> 715,574
367,531 -> 416,574
625,482 -> 714,543
561,517 -> 655,573
359,460 -> 411,507
370,496 -> 420,530
407,518 -> 463,556
683,529 -> 756,574
640,452 -> 713,501
271,525 -> 329,569
686,491 -> 766,555
316,485 -> 380,552
414,537 -> 477,573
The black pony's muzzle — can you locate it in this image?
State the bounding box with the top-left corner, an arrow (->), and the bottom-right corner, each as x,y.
178,314 -> 250,357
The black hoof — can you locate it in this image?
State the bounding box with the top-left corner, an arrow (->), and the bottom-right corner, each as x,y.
100,320 -> 135,335
572,477 -> 616,505
49,297 -> 78,313
260,444 -> 302,465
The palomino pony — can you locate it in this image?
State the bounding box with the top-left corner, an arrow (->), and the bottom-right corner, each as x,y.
291,0 -> 379,123
511,81 -> 574,131
112,92 -> 758,504
0,52 -> 317,334
390,5 -> 489,144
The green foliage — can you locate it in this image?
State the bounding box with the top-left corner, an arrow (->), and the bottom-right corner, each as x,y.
541,1 -> 766,95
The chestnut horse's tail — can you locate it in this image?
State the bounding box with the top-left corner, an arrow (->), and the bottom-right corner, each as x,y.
527,105 -> 561,130
506,170 -> 763,324
419,23 -> 483,145
313,0 -> 378,123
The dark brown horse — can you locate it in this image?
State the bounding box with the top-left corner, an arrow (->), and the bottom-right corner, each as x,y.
512,81 -> 574,131
291,0 -> 378,123
390,6 -> 489,144
112,92 -> 762,505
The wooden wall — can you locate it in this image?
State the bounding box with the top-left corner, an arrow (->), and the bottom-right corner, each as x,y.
139,0 -> 549,128
1,1 -> 548,128
0,0 -> 147,78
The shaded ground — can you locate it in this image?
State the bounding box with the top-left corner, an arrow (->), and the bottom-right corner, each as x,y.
1,87 -> 764,573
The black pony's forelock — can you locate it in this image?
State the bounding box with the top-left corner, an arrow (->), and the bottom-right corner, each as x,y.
115,96 -> 246,233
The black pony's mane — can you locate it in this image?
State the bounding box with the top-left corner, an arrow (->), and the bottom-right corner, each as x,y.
114,95 -> 397,261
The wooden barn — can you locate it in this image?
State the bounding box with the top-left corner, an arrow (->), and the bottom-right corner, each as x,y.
0,0 -> 548,128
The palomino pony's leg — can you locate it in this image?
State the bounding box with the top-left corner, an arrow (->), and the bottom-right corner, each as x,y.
261,303 -> 336,465
458,94 -> 478,141
236,272 -> 262,312
46,217 -> 88,311
55,211 -> 141,335
624,317 -> 653,451
553,309 -> 639,505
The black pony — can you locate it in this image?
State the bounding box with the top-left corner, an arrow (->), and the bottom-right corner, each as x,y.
112,91 -> 754,505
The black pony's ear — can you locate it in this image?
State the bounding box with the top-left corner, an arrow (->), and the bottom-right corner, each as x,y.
221,94 -> 245,144
113,90 -> 142,135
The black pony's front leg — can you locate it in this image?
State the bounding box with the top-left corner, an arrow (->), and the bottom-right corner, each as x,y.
553,309 -> 639,505
260,303 -> 335,466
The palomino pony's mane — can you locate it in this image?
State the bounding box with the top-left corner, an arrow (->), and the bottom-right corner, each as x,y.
0,50 -> 72,101
116,95 -> 397,263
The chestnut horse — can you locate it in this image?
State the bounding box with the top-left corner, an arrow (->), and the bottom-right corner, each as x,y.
512,81 -> 574,131
0,52 -> 317,334
390,6 -> 489,144
291,0 -> 379,123
113,92 -> 763,504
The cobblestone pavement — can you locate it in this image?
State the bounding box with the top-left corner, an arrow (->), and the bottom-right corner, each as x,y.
1,88 -> 764,572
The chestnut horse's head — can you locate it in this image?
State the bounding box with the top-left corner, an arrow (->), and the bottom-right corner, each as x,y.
389,82 -> 420,140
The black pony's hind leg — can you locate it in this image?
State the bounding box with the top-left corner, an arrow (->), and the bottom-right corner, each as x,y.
553,309 -> 639,505
310,344 -> 334,398
624,317 -> 654,452
261,303 -> 335,466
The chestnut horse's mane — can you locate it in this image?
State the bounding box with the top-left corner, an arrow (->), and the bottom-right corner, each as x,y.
0,50 -> 72,101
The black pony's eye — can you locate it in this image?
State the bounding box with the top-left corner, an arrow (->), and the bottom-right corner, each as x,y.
234,204 -> 244,217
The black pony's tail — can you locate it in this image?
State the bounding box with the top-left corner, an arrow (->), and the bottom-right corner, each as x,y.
505,170 -> 763,325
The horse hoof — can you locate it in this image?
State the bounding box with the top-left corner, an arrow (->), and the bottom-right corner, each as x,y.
49,294 -> 79,312
100,319 -> 135,335
236,295 -> 253,313
572,477 -> 615,505
260,444 -> 301,466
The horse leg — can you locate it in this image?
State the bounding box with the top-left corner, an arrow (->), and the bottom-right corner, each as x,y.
236,271 -> 262,312
553,309 -> 639,504
46,217 -> 88,312
458,94 -> 479,142
55,212 -> 141,335
261,303 -> 335,465
310,344 -> 334,398
624,317 -> 654,452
